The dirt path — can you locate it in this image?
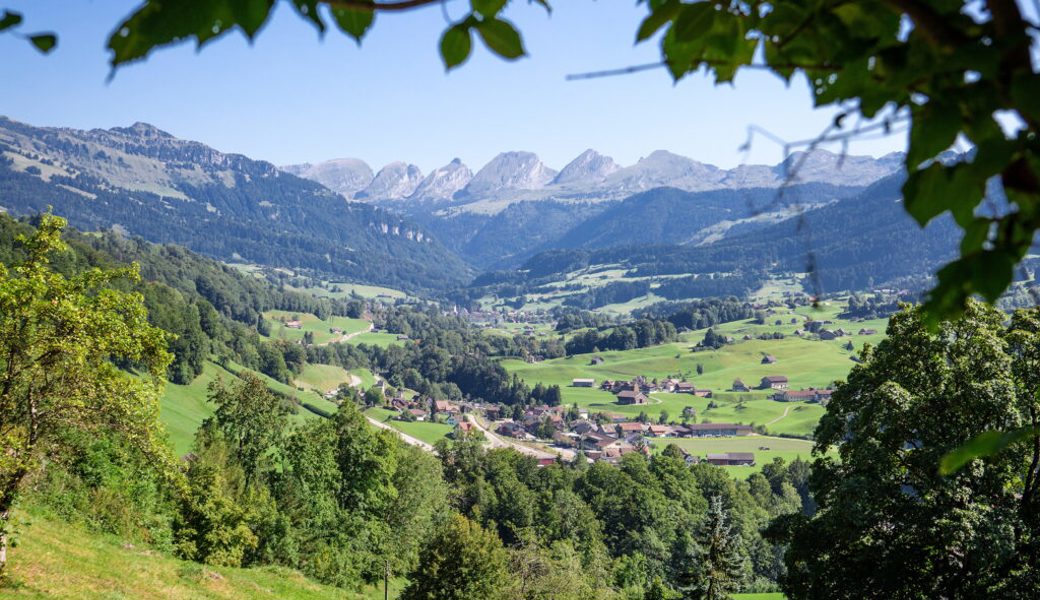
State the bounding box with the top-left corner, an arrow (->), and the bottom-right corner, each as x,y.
765,406 -> 791,426
366,416 -> 437,453
323,321 -> 374,345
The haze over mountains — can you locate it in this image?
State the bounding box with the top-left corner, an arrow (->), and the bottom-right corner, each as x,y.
0,114 -> 973,303
284,147 -> 905,212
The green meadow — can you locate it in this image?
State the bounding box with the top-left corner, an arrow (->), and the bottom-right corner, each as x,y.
1,509 -> 395,600
262,310 -> 369,345
651,435 -> 829,475
365,407 -> 454,446
502,304 -> 887,438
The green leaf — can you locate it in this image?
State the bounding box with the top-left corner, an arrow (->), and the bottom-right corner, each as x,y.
331,6 -> 375,43
0,10 -> 23,32
290,0 -> 326,32
29,34 -> 57,53
907,102 -> 960,169
440,23 -> 473,70
636,1 -> 678,42
471,0 -> 508,18
940,426 -> 1039,475
1010,73 -> 1040,128
902,162 -> 982,227
475,17 -> 525,60
108,0 -> 276,67
673,2 -> 714,43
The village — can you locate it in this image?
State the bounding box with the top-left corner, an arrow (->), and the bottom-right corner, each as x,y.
372,367 -> 837,468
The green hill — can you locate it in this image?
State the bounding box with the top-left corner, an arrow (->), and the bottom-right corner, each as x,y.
0,511 -> 393,600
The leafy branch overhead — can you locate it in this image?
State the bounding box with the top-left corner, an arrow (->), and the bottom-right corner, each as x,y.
2,0 -> 1033,325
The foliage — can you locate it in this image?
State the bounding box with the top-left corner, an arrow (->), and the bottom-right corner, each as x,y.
0,212 -> 172,578
400,513 -> 515,600
770,301 -> 1040,598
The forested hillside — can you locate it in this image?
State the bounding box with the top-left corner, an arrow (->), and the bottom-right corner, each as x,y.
0,118 -> 470,291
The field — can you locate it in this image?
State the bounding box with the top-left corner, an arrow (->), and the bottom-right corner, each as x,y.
286,281 -> 409,302
262,310 -> 370,345
365,407 -> 454,446
0,510 -> 395,600
158,362 -> 226,455
502,303 -> 887,438
345,330 -> 405,348
651,435 -> 828,475
294,364 -> 356,393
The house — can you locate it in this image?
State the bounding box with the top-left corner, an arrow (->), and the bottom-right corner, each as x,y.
761,354 -> 777,364
433,400 -> 460,414
615,422 -> 647,435
858,328 -> 877,335
760,375 -> 789,390
647,424 -> 673,437
406,408 -> 428,421
572,378 -> 596,388
536,457 -> 557,467
617,390 -> 649,405
818,329 -> 839,340
693,389 -> 713,398
731,379 -> 750,392
553,430 -> 579,447
678,420 -> 752,434
774,389 -> 817,402
590,356 -> 605,365
674,382 -> 696,394
396,334 -> 410,341
285,320 -> 303,329
706,452 -> 756,466
455,421 -> 476,434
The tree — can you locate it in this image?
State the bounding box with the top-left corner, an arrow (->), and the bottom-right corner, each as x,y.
679,496 -> 746,600
0,213 -> 171,579
401,513 -> 515,600
769,302 -> 1040,598
208,373 -> 289,483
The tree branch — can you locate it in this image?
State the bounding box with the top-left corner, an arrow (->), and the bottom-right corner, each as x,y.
321,0 -> 447,12
882,0 -> 969,49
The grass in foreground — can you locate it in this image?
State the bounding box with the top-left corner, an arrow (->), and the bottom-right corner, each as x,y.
0,510 -> 391,600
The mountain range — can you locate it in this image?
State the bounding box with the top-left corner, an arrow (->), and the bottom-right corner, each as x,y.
0,117 -> 469,291
0,115 -> 972,306
283,147 -> 905,212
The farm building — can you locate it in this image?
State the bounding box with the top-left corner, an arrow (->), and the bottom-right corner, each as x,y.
674,382 -> 696,394
285,320 -> 303,329
572,378 -> 596,387
858,328 -> 878,335
706,452 -> 756,466
761,354 -> 777,364
731,379 -> 750,392
774,388 -> 833,403
590,356 -> 605,365
617,390 -> 649,405
760,375 -> 790,390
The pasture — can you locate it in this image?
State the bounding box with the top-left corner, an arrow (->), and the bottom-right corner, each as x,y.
650,435 -> 828,475
262,310 -> 369,345
365,407 -> 454,446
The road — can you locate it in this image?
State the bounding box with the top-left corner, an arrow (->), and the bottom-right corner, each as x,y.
465,414 -> 575,461
366,416 -> 437,453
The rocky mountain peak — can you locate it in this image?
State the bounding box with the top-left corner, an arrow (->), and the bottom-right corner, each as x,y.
356,161 -> 424,200
464,151 -> 557,196
280,158 -> 374,198
553,149 -> 621,185
411,158 -> 473,201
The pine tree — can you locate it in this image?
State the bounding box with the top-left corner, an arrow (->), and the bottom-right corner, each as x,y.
681,496 -> 745,600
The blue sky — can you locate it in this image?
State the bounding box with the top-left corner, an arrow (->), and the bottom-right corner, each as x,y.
0,0 -> 907,172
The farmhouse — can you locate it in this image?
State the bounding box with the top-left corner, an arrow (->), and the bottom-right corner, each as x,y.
406,408 -> 427,421
706,452 -> 756,466
590,356 -> 605,365
433,400 -> 460,414
859,328 -> 877,335
674,382 -> 696,394
647,424 -> 674,437
572,378 -> 596,387
761,354 -> 777,364
774,388 -> 834,403
819,329 -> 840,340
455,421 -> 475,435
616,422 -> 647,435
617,390 -> 649,405
693,389 -> 713,398
731,379 -> 750,392
760,375 -> 790,390
681,423 -> 754,437
285,320 -> 303,329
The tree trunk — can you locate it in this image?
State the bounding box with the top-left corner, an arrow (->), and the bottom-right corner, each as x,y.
0,509 -> 9,581
384,560 -> 390,600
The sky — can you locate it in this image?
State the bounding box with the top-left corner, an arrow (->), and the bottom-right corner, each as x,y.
0,0 -> 909,173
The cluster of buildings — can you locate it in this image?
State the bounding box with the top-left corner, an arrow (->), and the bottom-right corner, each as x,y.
584,376 -> 714,402
492,404 -> 756,465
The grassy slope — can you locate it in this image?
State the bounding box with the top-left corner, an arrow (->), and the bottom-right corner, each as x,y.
263,310 -> 369,345
364,407 -> 454,446
651,435 -> 828,475
159,362 -> 226,456
0,511 -> 395,600
501,303 -> 886,438
294,364 -> 354,393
